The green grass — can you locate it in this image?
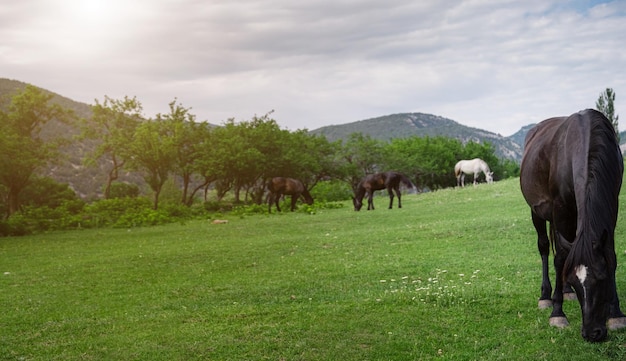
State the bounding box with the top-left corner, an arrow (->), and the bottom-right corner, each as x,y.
2,178 -> 626,360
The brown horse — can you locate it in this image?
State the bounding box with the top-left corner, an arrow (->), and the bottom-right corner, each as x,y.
267,177 -> 313,213
520,109 -> 626,342
353,171 -> 414,211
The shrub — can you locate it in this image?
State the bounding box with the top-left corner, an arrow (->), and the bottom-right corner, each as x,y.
81,197 -> 166,228
19,176 -> 82,209
108,182 -> 140,198
311,180 -> 352,202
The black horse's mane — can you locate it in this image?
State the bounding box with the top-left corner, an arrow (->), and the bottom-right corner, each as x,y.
565,110 -> 622,276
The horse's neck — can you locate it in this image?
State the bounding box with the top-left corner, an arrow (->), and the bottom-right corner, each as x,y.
355,185 -> 366,199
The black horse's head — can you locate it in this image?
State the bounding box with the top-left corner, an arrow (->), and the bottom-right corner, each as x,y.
301,189 -> 314,206
562,231 -> 616,342
352,196 -> 363,211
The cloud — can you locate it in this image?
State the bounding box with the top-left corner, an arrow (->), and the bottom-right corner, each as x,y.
2,0 -> 626,136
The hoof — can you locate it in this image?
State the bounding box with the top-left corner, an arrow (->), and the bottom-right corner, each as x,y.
563,292 -> 576,301
608,317 -> 626,330
538,299 -> 553,309
549,317 -> 569,328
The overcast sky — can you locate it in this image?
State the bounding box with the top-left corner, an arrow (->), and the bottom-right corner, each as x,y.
2,0 -> 625,136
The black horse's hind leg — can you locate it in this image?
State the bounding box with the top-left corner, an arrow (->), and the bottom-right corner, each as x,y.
275,192 -> 283,212
532,213 -> 553,309
290,195 -> 297,211
387,188 -> 394,209
395,187 -> 402,208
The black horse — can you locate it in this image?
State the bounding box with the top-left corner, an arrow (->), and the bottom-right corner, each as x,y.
267,177 -> 313,213
520,109 -> 626,342
353,171 -> 414,211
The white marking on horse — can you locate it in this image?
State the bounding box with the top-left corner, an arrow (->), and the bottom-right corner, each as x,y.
576,265 -> 588,301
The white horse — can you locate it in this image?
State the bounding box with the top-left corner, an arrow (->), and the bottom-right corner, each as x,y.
454,158 -> 493,187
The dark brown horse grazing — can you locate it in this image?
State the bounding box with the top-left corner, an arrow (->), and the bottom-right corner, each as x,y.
520,109 -> 626,342
267,177 -> 313,213
353,171 -> 414,211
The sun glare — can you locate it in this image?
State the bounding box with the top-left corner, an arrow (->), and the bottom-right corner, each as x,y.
80,0 -> 106,16
70,0 -> 111,24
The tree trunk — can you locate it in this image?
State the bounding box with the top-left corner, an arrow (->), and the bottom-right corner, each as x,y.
6,187 -> 21,218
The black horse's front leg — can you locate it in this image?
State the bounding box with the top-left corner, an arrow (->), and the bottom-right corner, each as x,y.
549,235 -> 569,328
608,268 -> 626,330
367,191 -> 375,210
387,188 -> 394,209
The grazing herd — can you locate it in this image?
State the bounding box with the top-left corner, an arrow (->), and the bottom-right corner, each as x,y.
267,162 -> 493,213
265,109 -> 626,342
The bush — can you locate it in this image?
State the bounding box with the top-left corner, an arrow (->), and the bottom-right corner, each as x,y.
0,214 -> 31,237
81,197 -> 171,228
311,180 -> 352,202
108,182 -> 140,198
0,199 -> 87,236
19,176 -> 82,209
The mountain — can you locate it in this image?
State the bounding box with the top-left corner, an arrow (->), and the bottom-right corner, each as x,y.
310,112 -> 524,160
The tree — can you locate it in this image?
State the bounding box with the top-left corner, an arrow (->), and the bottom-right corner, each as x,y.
82,96 -> 142,199
157,100 -> 207,206
596,88 -> 619,142
336,133 -> 384,192
127,118 -> 176,210
0,85 -> 72,218
384,136 -> 464,189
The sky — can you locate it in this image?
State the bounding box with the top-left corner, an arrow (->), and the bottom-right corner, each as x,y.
2,0 -> 625,136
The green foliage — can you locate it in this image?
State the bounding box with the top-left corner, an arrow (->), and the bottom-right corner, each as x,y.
596,88 -> 620,142
80,197 -> 172,228
82,95 -> 143,199
19,176 -> 82,209
381,136 -> 506,189
0,202 -> 84,236
231,203 -> 268,217
108,182 -> 140,198
311,179 -> 353,202
0,85 -> 74,218
0,177 -> 84,236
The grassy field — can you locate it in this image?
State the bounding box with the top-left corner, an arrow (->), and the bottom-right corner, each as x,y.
2,178 -> 626,360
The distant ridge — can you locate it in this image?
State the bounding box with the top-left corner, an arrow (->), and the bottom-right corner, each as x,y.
310,112 -> 524,160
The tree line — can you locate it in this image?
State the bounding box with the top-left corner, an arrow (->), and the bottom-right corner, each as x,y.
0,85 -> 518,232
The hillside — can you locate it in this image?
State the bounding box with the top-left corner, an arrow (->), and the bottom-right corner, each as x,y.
311,112 -> 524,160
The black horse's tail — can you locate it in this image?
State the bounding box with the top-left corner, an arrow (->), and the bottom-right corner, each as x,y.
265,178 -> 276,205
399,173 -> 415,189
